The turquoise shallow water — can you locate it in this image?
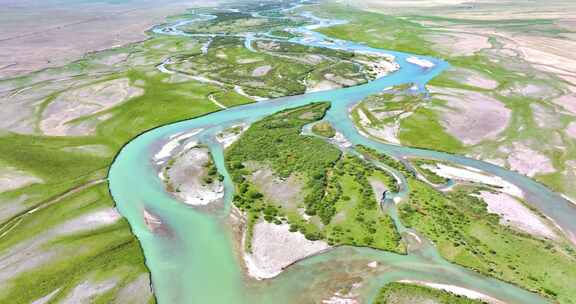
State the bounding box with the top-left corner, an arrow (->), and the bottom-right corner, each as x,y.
108,5 -> 575,304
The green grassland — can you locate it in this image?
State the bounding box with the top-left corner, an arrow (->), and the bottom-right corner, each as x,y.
0,183 -> 154,304
225,103 -> 404,254
311,121 -> 336,138
398,176 -> 576,302
374,282 -> 484,304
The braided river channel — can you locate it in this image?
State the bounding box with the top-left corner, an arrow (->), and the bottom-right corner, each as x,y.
108,3 -> 575,303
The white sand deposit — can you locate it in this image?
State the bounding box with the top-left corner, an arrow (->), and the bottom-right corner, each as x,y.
398,280 -> 505,304
406,56 -> 435,68
331,132 -> 353,149
31,288 -> 61,304
366,124 -> 401,144
154,129 -> 203,162
61,279 -> 117,304
477,191 -> 556,239
306,80 -> 341,93
143,209 -> 164,233
244,222 -> 331,280
234,85 -> 267,101
507,143 -> 555,177
354,103 -> 401,144
216,124 -> 248,148
322,297 -> 359,304
164,147 -> 224,206
423,163 -> 523,197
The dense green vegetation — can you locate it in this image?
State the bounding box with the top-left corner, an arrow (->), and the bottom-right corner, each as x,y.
374,282 -> 484,304
311,121 -> 336,138
226,103 -> 404,253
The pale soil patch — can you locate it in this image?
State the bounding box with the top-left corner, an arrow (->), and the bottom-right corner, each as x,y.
164,147 -> 224,206
153,128 -> 203,162
368,178 -> 387,203
0,194 -> 30,225
32,288 -> 61,304
398,280 -> 505,304
448,67 -> 498,90
237,58 -> 263,64
426,32 -> 491,57
423,163 -> 523,197
306,80 -> 341,93
331,132 -> 353,149
322,296 -> 359,304
365,124 -> 401,145
62,144 -> 114,157
325,73 -> 358,87
113,274 -> 153,304
53,208 -> 121,235
143,209 -> 170,236
0,0 -> 222,78
510,35 -> 576,77
0,166 -> 42,192
244,221 -> 331,280
250,167 -> 304,209
40,78 -> 143,136
507,143 -> 555,177
0,208 -> 120,288
477,191 -> 557,239
406,57 -> 435,68
566,122 -> 576,138
553,93 -> 576,114
234,85 -> 267,101
355,54 -> 399,79
355,0 -> 470,9
476,157 -> 506,168
503,82 -> 559,100
530,103 -> 564,129
431,87 -> 511,145
216,124 -> 248,148
251,65 -> 272,77
354,103 -> 402,144
61,279 -> 118,304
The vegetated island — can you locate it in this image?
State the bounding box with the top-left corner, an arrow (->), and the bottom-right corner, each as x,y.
224,102 -> 405,279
